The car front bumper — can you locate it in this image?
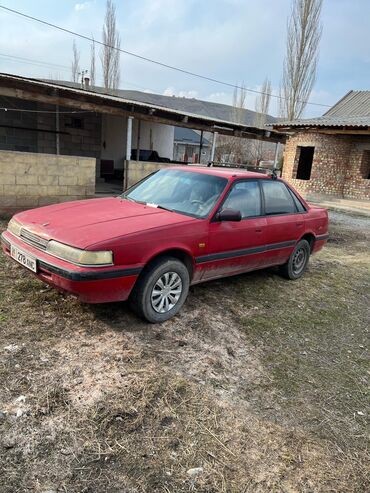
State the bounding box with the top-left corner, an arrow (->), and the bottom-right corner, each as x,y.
1,231 -> 141,303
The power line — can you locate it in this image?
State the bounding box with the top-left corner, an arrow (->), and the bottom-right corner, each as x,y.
0,107 -> 94,114
0,4 -> 332,109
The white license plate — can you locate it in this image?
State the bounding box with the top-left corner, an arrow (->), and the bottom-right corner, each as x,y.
10,244 -> 37,273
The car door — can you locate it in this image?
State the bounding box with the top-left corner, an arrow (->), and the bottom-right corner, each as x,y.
199,180 -> 267,280
260,179 -> 306,266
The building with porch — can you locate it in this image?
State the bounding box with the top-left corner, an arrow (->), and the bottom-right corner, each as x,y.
270,90 -> 370,201
0,72 -> 284,212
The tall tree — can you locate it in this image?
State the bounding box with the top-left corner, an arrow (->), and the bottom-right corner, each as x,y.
100,0 -> 121,90
71,40 -> 80,83
280,0 -> 323,120
90,36 -> 96,86
215,84 -> 250,164
252,78 -> 272,164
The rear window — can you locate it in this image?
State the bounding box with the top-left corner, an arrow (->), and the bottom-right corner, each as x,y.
261,180 -> 296,215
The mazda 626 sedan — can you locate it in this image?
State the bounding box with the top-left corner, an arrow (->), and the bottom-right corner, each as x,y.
1,166 -> 329,323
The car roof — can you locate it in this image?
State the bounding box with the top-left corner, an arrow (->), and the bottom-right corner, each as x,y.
167,165 -> 270,180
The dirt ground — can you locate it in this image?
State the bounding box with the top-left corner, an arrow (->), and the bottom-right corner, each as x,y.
0,212 -> 369,493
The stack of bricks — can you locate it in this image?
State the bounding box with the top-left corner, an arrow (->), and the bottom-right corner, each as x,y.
0,150 -> 96,213
282,132 -> 370,200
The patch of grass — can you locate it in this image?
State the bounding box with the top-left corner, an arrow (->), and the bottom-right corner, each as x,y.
0,218 -> 369,492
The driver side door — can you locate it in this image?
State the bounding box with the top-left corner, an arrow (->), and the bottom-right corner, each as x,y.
199,180 -> 267,280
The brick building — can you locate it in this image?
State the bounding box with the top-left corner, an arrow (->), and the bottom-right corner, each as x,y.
270,91 -> 370,201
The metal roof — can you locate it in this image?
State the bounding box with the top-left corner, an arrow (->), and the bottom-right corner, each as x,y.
270,90 -> 370,129
174,127 -> 210,145
0,72 -> 284,142
51,80 -> 277,128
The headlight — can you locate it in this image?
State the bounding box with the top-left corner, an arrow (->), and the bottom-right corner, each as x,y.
46,241 -> 113,266
7,218 -> 22,237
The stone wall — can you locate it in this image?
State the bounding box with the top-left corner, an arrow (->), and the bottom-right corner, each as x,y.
282,132 -> 370,200
0,97 -> 102,160
0,150 -> 95,213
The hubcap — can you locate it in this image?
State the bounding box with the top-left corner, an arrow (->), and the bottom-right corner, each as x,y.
292,247 -> 306,274
151,272 -> 183,313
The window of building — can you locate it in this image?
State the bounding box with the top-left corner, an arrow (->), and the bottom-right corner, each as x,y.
261,180 -> 296,215
65,117 -> 84,129
295,146 -> 314,180
360,150 -> 370,179
222,181 -> 261,218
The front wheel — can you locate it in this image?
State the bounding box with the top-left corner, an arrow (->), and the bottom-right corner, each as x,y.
129,257 -> 190,323
279,239 -> 310,280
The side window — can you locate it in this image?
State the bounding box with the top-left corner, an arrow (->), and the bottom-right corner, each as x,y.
288,189 -> 306,212
222,181 -> 261,218
261,181 -> 296,215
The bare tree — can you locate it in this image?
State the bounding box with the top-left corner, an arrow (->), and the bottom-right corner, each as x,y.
280,0 -> 323,120
215,84 -> 251,164
251,78 -> 272,164
100,0 -> 121,90
71,40 -> 80,83
90,36 -> 96,87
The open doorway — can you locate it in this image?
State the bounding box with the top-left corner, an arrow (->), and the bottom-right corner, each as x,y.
295,146 -> 314,180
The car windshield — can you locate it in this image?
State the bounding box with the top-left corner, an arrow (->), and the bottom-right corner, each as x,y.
122,168 -> 228,218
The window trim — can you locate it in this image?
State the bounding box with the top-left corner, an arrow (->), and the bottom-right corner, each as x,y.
260,178 -> 308,217
212,178 -> 263,222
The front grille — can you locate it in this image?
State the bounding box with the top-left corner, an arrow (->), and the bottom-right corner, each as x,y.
20,228 -> 49,251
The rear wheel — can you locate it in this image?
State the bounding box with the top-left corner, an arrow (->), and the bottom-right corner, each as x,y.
279,239 -> 310,280
129,257 -> 190,323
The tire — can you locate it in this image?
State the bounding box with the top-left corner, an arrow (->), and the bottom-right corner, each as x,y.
279,239 -> 310,280
129,257 -> 190,323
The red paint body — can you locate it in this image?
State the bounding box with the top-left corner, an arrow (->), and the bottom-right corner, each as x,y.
1,167 -> 329,303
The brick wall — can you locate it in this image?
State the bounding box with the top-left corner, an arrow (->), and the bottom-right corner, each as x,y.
0,97 -> 102,160
125,161 -> 172,189
0,150 -> 96,213
282,132 -> 370,200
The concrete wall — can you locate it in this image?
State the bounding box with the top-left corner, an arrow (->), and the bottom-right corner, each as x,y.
125,160 -> 173,189
282,132 -> 370,200
101,114 -> 127,170
0,150 -> 95,213
0,97 -> 102,159
132,120 -> 174,160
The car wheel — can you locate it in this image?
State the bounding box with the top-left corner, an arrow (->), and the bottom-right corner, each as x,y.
279,239 -> 310,280
129,257 -> 190,323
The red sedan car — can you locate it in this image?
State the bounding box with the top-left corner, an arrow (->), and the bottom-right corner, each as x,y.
1,166 -> 328,323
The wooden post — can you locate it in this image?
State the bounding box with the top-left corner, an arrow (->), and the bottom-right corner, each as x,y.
136,119 -> 141,161
55,104 -> 60,155
198,130 -> 203,164
210,131 -> 218,163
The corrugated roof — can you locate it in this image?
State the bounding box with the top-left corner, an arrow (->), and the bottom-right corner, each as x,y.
174,127 -> 210,145
0,73 -> 285,142
271,90 -> 370,129
52,80 -> 277,128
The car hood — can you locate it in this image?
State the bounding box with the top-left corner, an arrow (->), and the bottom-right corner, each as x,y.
15,197 -> 196,249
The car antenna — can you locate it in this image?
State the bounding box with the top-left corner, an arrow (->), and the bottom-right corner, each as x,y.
270,168 -> 278,180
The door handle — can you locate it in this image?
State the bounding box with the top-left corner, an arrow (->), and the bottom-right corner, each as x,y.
296,222 -> 304,227
255,228 -> 263,233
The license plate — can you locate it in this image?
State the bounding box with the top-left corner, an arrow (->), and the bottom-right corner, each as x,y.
10,244 -> 37,273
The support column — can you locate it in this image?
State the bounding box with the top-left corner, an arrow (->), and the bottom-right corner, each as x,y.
136,120 -> 141,161
55,104 -> 60,155
124,116 -> 134,190
210,131 -> 218,164
273,142 -> 280,169
198,130 -> 204,164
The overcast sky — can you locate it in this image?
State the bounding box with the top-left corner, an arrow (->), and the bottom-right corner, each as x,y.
0,0 -> 369,117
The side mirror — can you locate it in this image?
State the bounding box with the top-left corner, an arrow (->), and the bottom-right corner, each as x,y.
217,208 -> 242,222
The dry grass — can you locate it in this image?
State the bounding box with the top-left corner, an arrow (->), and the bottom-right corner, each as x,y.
0,214 -> 369,492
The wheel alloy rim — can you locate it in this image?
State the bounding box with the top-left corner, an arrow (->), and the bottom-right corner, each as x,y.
292,247 -> 306,274
151,272 -> 183,313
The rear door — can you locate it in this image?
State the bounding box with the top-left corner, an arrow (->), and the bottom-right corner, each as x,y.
260,179 -> 306,266
199,180 -> 267,280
